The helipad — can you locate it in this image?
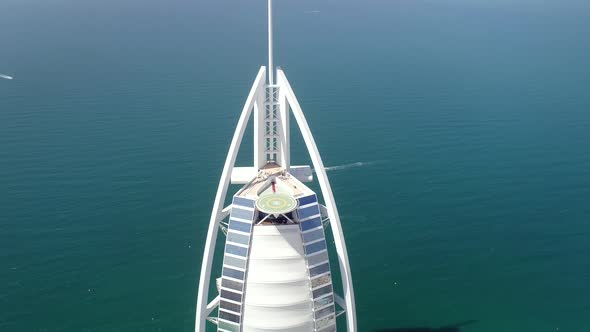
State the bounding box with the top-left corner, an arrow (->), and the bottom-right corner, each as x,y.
256,193 -> 298,215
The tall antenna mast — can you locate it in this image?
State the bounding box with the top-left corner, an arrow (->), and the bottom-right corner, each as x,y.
268,0 -> 274,84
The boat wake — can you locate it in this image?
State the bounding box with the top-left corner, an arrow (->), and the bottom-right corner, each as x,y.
0,74 -> 13,80
323,161 -> 378,172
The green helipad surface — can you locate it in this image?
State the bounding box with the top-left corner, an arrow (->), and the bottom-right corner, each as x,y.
256,193 -> 298,214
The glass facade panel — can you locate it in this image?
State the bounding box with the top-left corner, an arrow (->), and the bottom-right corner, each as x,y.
308,251 -> 329,267
225,244 -> 248,257
231,208 -> 254,221
227,232 -> 250,245
314,295 -> 334,309
305,240 -> 327,255
233,196 -> 255,208
310,262 -> 330,277
316,316 -> 335,330
222,267 -> 245,280
228,220 -> 252,233
224,255 -> 246,269
302,228 -> 324,243
298,194 -> 317,206
300,217 -> 322,231
311,273 -> 331,288
220,300 -> 241,314
312,284 -> 333,298
318,323 -> 337,332
315,305 -> 335,319
218,320 -> 239,332
220,289 -> 242,302
221,278 -> 243,292
219,310 -> 240,323
298,205 -> 320,220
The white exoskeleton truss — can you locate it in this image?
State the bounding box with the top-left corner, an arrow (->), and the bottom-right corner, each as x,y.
193,67 -> 357,332
195,1 -> 356,330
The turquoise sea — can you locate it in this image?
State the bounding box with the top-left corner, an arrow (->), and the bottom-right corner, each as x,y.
2,0 -> 590,331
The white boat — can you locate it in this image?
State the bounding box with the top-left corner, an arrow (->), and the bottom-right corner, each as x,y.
195,2 -> 356,331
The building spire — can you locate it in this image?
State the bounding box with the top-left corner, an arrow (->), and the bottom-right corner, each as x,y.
268,0 -> 274,85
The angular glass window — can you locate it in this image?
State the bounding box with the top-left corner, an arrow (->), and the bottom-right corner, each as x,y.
310,263 -> 330,277
223,267 -> 245,280
220,289 -> 242,302
298,205 -> 320,220
317,322 -> 336,332
224,255 -> 246,270
228,220 -> 252,233
313,284 -> 333,298
315,305 -> 335,319
315,315 -> 335,330
307,251 -> 329,267
220,300 -> 241,314
314,295 -> 334,309
303,228 -> 324,243
218,320 -> 239,332
219,309 -> 240,323
311,273 -> 331,288
298,194 -> 317,206
300,217 -> 322,231
305,240 -> 327,255
227,232 -> 250,245
233,196 -> 255,208
221,278 -> 243,292
231,208 -> 254,221
225,244 -> 248,257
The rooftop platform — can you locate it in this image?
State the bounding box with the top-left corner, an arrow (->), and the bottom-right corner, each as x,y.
236,162 -> 313,200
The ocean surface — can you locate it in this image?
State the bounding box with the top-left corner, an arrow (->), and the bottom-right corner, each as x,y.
2,0 -> 590,331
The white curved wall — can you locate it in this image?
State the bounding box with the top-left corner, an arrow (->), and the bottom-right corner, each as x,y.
242,225 -> 314,332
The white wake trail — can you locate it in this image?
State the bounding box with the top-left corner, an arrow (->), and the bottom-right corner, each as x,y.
0,74 -> 14,80
321,161 -> 378,172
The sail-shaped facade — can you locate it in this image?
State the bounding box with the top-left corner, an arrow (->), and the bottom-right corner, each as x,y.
195,1 -> 356,331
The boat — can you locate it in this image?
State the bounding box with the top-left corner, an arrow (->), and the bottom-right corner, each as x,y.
194,1 -> 357,331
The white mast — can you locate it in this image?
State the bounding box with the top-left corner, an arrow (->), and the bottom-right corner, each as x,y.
268,0 -> 274,85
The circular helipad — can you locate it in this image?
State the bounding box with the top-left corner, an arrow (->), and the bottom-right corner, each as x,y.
256,193 -> 298,215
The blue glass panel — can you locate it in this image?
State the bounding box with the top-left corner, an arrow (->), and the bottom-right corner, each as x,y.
224,255 -> 246,269
312,284 -> 332,298
311,273 -> 331,288
220,300 -> 241,314
310,262 -> 330,277
221,278 -> 243,292
305,240 -> 327,255
233,196 -> 255,208
316,316 -> 335,330
317,321 -> 336,332
225,244 -> 247,257
298,194 -> 317,206
220,289 -> 242,302
300,217 -> 322,231
298,205 -> 320,220
308,251 -> 329,267
219,310 -> 240,323
223,267 -> 245,280
231,208 -> 254,221
218,320 -> 240,332
303,228 -> 324,243
315,305 -> 335,319
314,295 -> 334,309
227,232 -> 250,245
228,220 -> 252,233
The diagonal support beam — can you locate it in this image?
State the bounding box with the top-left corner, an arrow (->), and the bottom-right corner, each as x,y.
206,295 -> 220,316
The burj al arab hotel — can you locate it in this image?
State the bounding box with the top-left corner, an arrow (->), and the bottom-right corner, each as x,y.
195,1 -> 357,331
